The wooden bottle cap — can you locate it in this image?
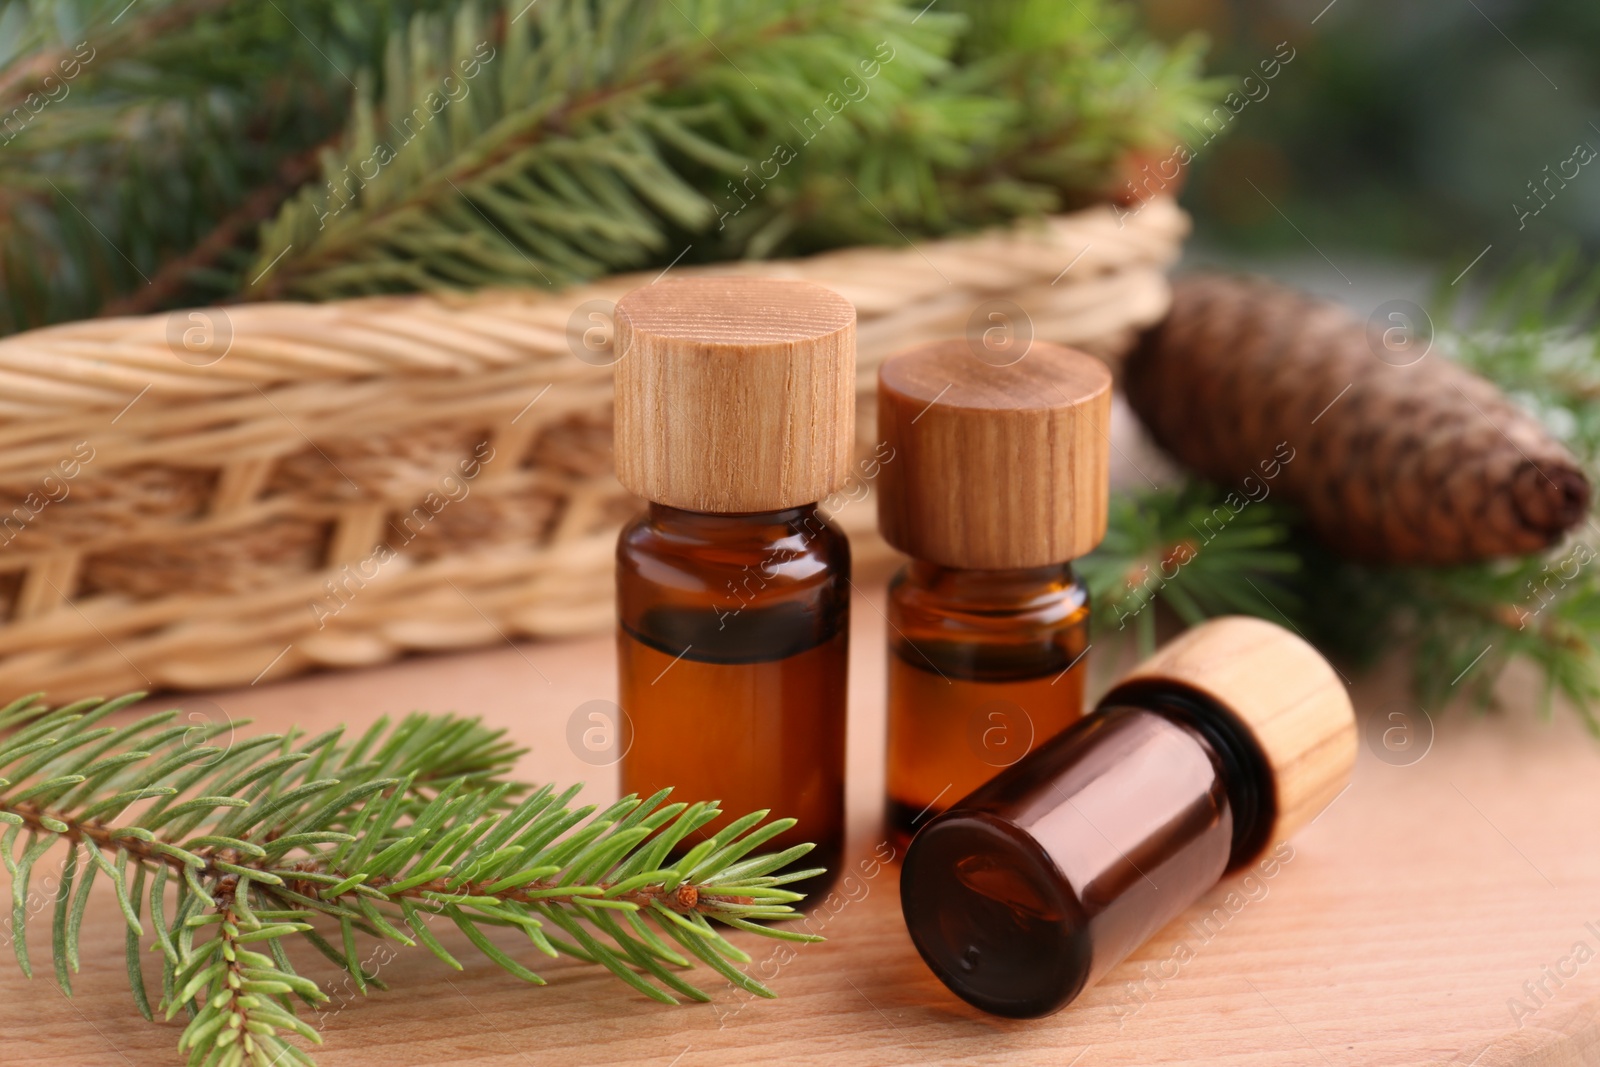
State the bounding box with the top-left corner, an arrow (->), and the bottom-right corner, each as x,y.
876,340 -> 1112,568
1104,616 -> 1357,850
613,277 -> 856,513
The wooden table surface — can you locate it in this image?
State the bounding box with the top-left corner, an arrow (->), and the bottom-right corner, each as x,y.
7,563 -> 1600,1067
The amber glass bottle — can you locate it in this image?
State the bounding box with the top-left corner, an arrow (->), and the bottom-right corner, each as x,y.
612,276 -> 856,896
876,340 -> 1112,849
900,617 -> 1358,1018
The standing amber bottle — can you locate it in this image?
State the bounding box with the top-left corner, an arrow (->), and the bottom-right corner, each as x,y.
876,340 -> 1112,850
613,276 -> 856,894
900,617 -> 1358,1018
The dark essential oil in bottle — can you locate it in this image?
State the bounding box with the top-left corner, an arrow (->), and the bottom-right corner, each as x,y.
875,340 -> 1112,850
900,616 -> 1357,1018
612,276 -> 857,897
884,562 -> 1090,853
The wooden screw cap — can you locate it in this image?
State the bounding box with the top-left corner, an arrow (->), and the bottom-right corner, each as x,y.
613,277 -> 856,513
1104,616 -> 1357,850
876,339 -> 1112,569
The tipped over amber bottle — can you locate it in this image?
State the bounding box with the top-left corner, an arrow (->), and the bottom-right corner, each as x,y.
875,340 -> 1112,850
612,276 -> 855,895
900,616 -> 1358,1018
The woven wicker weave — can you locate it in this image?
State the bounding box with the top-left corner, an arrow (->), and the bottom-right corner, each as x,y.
0,198 -> 1187,699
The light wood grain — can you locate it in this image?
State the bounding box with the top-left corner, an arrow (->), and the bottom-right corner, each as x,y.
614,276 -> 856,513
5,567 -> 1600,1067
876,340 -> 1112,568
1105,615 -> 1358,847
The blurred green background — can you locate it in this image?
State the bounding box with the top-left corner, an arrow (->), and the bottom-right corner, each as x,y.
1136,0 -> 1600,274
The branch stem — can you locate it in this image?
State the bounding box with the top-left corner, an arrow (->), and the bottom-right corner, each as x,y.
6,798 -> 755,919
250,13 -> 815,298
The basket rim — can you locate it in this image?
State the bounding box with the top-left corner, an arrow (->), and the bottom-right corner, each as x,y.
0,199 -> 1188,422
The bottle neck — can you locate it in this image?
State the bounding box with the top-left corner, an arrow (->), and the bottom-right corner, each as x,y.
1097,680 -> 1276,871
645,501 -> 828,549
902,559 -> 1078,607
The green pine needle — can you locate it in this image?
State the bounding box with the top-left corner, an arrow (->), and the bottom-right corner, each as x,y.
1079,481 -> 1302,658
1086,479 -> 1600,730
0,696 -> 823,1066
1445,249 -> 1600,469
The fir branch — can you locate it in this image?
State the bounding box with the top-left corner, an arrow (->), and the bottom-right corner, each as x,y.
0,0 -> 230,111
246,0 -> 963,299
1445,249 -> 1600,468
0,0 -> 1225,326
1296,542 -> 1600,730
0,0 -> 461,331
1079,481 -> 1302,657
937,0 -> 1229,206
0,695 -> 822,1067
95,138 -> 330,318
1087,480 -> 1600,727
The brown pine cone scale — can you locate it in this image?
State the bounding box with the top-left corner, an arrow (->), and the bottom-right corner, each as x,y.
1125,274 -> 1591,566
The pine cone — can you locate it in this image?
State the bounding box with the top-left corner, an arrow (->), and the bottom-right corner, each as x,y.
1125,274 -> 1591,565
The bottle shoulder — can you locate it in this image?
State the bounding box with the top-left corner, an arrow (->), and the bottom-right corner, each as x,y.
616,506 -> 850,658
611,505 -> 851,646
618,507 -> 850,590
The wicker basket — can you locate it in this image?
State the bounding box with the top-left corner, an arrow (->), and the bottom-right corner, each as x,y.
0,199 -> 1187,699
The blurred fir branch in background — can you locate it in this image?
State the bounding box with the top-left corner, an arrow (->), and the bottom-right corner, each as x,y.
1447,249 -> 1600,469
1076,482 -> 1301,657
0,0 -> 1226,331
